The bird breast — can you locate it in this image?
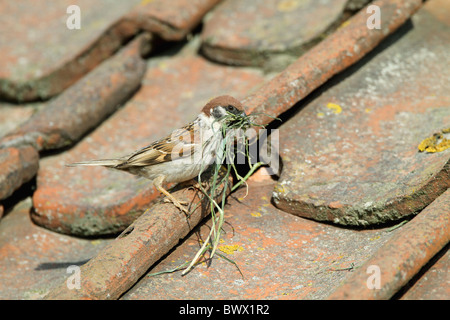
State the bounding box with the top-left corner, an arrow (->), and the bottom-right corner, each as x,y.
138,115 -> 224,183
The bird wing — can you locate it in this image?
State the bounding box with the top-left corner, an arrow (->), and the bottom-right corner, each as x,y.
116,122 -> 197,168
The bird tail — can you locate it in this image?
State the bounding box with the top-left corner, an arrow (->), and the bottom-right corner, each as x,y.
66,158 -> 122,168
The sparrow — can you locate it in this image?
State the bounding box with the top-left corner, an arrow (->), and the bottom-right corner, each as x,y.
68,95 -> 249,214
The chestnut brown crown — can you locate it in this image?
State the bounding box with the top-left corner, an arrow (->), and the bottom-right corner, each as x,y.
201,95 -> 245,117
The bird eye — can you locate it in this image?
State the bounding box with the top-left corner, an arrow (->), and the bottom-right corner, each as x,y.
226,105 -> 235,111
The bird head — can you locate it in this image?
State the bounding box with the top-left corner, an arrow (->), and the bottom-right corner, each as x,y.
202,95 -> 250,127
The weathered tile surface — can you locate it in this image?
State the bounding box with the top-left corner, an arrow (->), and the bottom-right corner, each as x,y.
401,247 -> 449,300
0,0 -> 220,102
1,0 -> 445,301
328,188 -> 450,299
0,34 -> 148,152
122,179 -> 397,300
129,0 -> 221,41
44,169 -> 231,300
0,146 -> 39,201
0,103 -> 37,139
201,0 -> 348,68
273,0 -> 450,226
242,0 -> 422,128
0,102 -> 39,203
0,0 -> 142,101
0,198 -> 112,299
32,54 -> 265,236
0,35 -> 147,206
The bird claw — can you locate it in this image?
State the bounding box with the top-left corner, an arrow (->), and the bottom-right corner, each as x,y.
187,181 -> 209,191
163,197 -> 190,215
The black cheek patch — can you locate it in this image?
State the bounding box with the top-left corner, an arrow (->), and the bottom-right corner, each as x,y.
212,107 -> 224,119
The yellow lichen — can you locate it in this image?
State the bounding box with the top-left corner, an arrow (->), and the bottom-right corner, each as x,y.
277,0 -> 306,12
418,128 -> 450,153
339,20 -> 351,29
218,244 -> 244,255
274,184 -> 286,194
326,102 -> 342,114
436,140 -> 450,152
418,135 -> 437,152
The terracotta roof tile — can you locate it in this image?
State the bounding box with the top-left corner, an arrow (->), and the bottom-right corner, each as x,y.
0,0 -> 447,301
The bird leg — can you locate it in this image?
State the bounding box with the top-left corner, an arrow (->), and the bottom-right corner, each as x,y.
153,176 -> 189,214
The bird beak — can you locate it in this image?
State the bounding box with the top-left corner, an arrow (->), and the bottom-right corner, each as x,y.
241,111 -> 251,126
